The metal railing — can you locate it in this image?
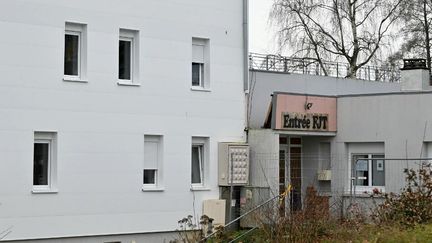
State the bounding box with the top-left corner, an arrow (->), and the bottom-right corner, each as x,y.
249,53 -> 401,83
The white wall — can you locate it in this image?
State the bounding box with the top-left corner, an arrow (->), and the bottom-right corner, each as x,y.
0,0 -> 246,241
335,92 -> 432,193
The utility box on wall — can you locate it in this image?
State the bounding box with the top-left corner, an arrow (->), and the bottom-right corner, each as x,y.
218,143 -> 250,186
203,199 -> 226,226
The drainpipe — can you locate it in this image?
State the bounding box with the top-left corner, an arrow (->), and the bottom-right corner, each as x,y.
243,0 -> 250,142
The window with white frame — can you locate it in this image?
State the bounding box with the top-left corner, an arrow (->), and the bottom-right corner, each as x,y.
118,29 -> 139,84
352,154 -> 385,187
64,22 -> 87,81
192,38 -> 209,89
191,137 -> 209,187
33,132 -> 57,192
143,135 -> 163,189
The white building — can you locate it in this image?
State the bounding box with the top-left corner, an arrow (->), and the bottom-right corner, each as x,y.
247,56 -> 432,216
0,1 -> 248,242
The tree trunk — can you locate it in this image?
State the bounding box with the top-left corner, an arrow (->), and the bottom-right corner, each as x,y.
423,0 -> 432,84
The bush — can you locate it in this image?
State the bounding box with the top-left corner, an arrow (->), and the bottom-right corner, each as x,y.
373,163 -> 432,227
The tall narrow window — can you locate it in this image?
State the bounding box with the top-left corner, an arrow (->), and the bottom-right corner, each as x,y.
33,142 -> 50,186
191,145 -> 203,184
192,38 -> 209,89
119,37 -> 132,80
118,29 -> 139,85
64,22 -> 87,81
64,32 -> 80,76
33,132 -> 57,192
191,137 -> 209,188
143,135 -> 163,190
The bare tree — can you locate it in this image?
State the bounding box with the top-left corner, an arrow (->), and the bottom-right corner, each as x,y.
271,0 -> 403,78
389,0 -> 432,74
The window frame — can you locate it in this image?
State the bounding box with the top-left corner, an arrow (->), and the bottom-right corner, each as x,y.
192,62 -> 204,88
118,36 -> 134,82
191,137 -> 209,190
117,29 -> 140,86
351,153 -> 385,192
64,30 -> 81,79
191,144 -> 204,185
32,132 -> 58,194
191,38 -> 210,91
33,139 -> 51,189
142,135 -> 163,191
64,22 -> 87,83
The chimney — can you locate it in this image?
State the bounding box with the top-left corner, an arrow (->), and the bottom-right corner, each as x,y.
400,59 -> 431,91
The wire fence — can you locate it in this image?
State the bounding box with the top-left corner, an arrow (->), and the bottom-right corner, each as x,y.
246,152 -> 432,219
203,152 -> 432,242
249,53 -> 401,83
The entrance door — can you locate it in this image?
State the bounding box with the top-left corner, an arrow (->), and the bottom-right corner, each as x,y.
290,137 -> 302,211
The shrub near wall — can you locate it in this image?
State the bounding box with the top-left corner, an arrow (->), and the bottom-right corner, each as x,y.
373,163 -> 432,227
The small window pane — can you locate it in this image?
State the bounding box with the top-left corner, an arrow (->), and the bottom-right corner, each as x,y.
191,145 -> 202,184
372,155 -> 385,186
192,63 -> 202,86
33,143 -> 49,186
290,137 -> 302,145
64,34 -> 79,76
119,40 -> 131,80
353,155 -> 368,186
143,169 -> 156,184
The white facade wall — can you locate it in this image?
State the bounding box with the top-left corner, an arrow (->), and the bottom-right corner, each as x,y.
334,92 -> 432,193
0,0 -> 246,241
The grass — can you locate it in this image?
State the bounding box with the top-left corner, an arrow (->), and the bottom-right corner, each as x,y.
225,224 -> 432,243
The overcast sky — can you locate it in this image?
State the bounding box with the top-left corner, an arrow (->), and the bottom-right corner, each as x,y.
250,0 -> 277,54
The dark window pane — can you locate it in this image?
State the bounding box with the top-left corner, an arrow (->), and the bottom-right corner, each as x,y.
64,34 -> 79,76
143,169 -> 156,184
191,146 -> 202,184
192,63 -> 201,86
290,137 -> 302,145
372,155 -> 385,186
119,40 -> 131,80
33,143 -> 49,186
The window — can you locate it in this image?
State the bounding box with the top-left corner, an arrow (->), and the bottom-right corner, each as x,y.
191,137 -> 209,188
33,132 -> 57,193
352,154 -> 385,187
143,135 -> 163,190
191,144 -> 204,184
192,62 -> 204,87
192,38 -> 209,89
118,29 -> 139,85
64,22 -> 87,81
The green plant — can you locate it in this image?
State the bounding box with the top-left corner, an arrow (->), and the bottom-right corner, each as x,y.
373,162 -> 432,227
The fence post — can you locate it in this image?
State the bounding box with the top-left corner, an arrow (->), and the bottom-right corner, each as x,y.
336,63 -> 339,78
266,55 -> 269,71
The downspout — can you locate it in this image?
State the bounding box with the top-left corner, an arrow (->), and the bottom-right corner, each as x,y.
243,0 -> 250,142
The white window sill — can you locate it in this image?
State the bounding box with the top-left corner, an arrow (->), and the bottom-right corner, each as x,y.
117,81 -> 141,87
142,186 -> 165,192
190,186 -> 211,191
349,186 -> 385,194
31,189 -> 58,194
190,87 -> 211,92
63,77 -> 88,83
